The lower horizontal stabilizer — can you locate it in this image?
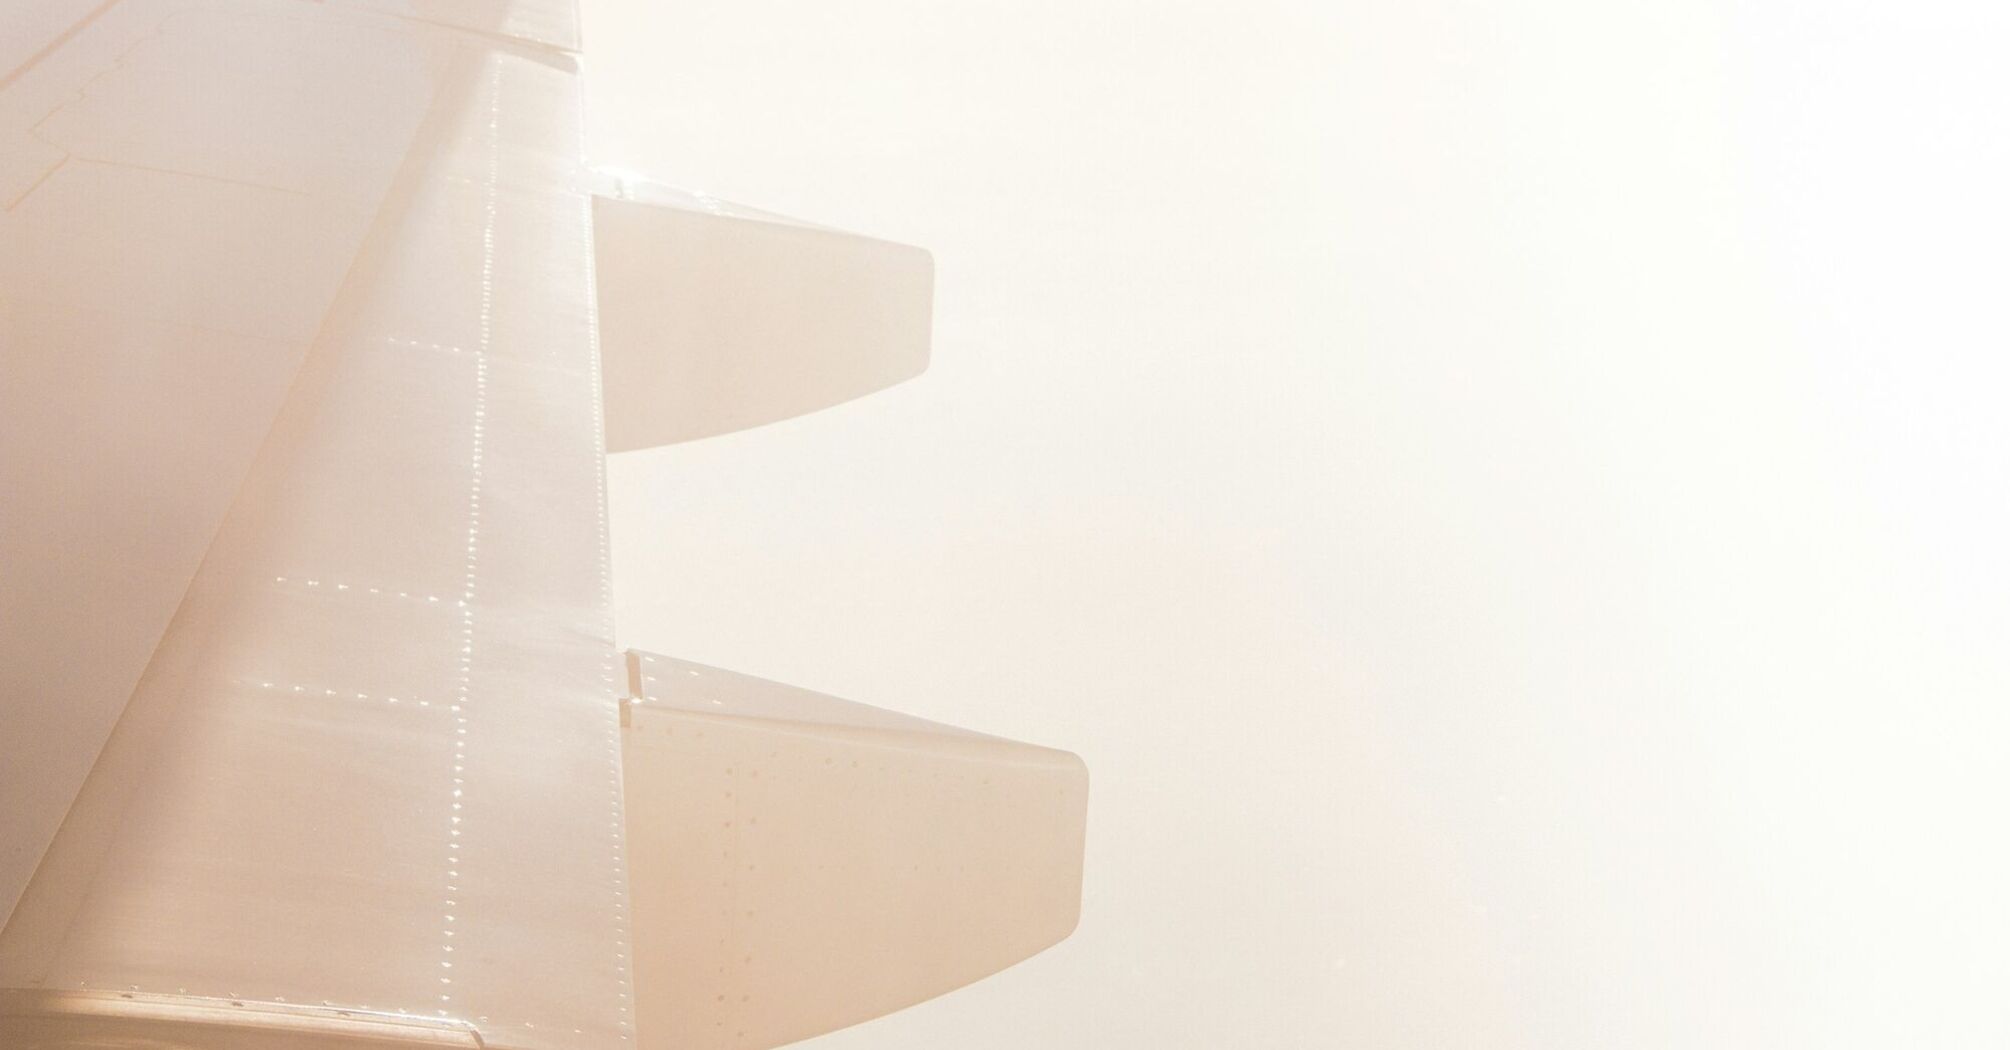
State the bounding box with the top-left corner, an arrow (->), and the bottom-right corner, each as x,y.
620,652 -> 1087,1050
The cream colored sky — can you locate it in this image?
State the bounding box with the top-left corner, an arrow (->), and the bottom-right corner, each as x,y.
586,1 -> 2010,1046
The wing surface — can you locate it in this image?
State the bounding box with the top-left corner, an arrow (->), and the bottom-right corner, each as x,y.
2,0 -> 452,923
3,6 -> 1087,1050
1,4 -> 632,1048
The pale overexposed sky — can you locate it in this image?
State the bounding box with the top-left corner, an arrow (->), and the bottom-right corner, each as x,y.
585,2 -> 2010,1046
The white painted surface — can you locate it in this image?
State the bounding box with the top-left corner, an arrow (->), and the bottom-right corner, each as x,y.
3,6 -> 633,1047
593,189 -> 931,450
1,0 -> 435,925
623,653 -> 1085,1050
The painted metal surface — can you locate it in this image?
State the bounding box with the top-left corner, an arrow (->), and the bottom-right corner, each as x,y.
594,182 -> 933,449
3,5 -> 632,1047
621,653 -> 1088,1050
1,3 -> 1085,1048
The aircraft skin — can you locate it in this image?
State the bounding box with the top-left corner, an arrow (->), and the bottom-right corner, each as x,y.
0,3 -> 1088,1048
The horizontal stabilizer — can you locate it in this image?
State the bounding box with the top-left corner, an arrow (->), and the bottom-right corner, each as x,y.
620,653 -> 1087,1050
592,178 -> 933,450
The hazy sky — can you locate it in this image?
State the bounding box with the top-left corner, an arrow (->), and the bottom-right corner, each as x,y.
587,2 -> 2010,1046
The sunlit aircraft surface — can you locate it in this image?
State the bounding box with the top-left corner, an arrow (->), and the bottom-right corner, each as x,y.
0,3 -> 1088,1047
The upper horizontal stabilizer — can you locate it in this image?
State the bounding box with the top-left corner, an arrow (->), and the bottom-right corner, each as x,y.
592,177 -> 932,449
